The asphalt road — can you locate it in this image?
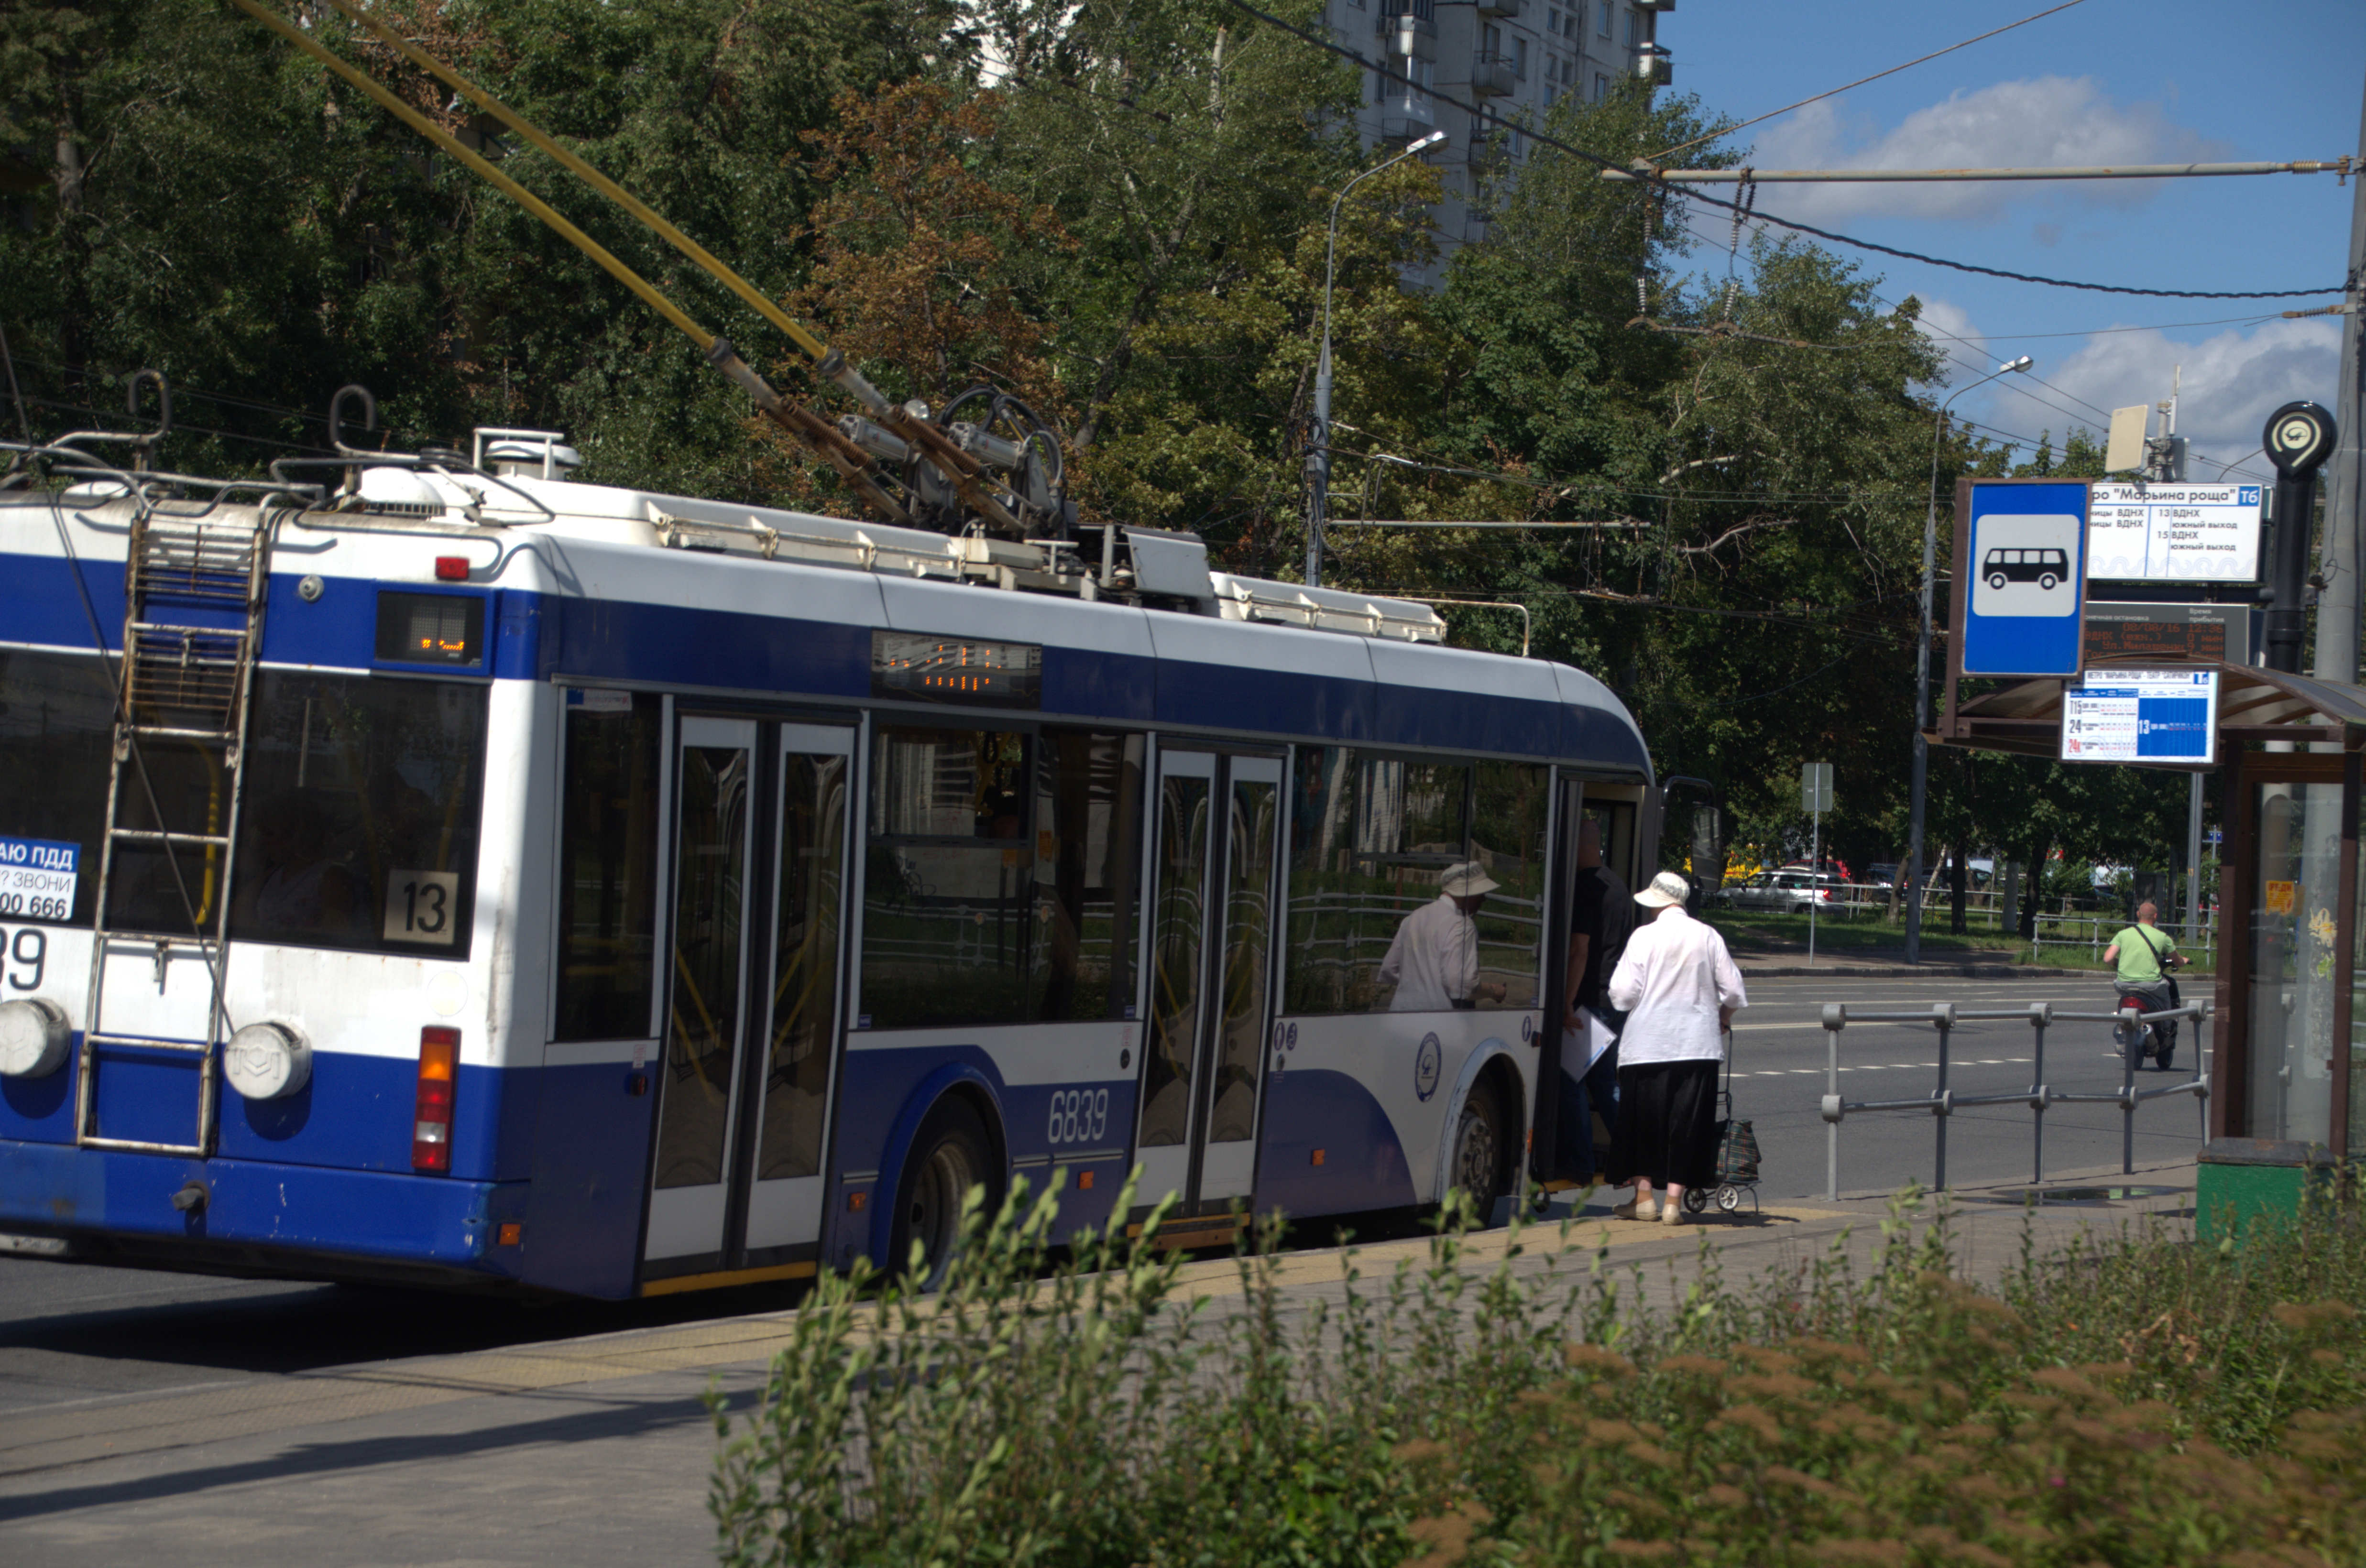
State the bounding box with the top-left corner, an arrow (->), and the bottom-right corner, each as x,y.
0,971 -> 2203,1417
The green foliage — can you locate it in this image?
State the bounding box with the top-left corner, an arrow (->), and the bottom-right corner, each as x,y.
712,1180 -> 2366,1566
4,5 -> 2205,891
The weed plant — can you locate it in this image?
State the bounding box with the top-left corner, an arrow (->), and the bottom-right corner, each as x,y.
711,1181 -> 2366,1566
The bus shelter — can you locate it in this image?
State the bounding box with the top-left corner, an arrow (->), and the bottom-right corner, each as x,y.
1941,658 -> 2366,1225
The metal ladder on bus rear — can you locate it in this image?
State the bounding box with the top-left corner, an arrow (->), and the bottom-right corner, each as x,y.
75,495 -> 273,1156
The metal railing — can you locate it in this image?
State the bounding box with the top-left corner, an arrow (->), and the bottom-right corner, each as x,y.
1815,999 -> 2211,1200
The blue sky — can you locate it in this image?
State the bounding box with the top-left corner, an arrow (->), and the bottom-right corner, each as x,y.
1667,0 -> 2364,477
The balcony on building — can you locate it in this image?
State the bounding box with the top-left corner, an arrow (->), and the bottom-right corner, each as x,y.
1470,49 -> 1516,98
1475,0 -> 1522,15
1380,92 -> 1436,141
1380,8 -> 1438,60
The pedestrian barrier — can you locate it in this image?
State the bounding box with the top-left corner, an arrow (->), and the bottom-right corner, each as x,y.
1814,999 -> 2210,1201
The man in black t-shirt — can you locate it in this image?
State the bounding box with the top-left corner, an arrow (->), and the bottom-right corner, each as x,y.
1556,818 -> 1634,1183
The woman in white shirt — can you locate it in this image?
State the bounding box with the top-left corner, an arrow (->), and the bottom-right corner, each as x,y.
1603,871 -> 1747,1224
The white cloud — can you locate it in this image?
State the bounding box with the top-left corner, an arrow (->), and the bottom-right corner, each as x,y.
1746,77 -> 2224,227
2042,317 -> 2341,470
1906,296 -> 1993,388
1888,298 -> 2338,468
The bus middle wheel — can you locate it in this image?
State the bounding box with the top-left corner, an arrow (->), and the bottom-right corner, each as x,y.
1448,1085 -> 1504,1222
891,1096 -> 997,1291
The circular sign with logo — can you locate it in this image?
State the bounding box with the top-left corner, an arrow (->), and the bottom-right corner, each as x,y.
2263,400 -> 2337,479
1414,1032 -> 1443,1102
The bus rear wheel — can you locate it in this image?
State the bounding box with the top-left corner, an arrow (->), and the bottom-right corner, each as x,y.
891,1097 -> 996,1290
1448,1086 -> 1505,1222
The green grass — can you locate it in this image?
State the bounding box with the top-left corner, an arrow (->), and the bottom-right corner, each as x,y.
1703,908 -> 2001,956
710,1181 -> 2366,1566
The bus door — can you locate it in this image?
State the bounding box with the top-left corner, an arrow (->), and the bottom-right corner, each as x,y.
643,717 -> 854,1274
1133,748 -> 1283,1218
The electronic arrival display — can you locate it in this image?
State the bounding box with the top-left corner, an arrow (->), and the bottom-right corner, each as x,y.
871,630 -> 1042,709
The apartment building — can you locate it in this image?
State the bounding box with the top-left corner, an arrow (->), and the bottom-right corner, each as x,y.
1325,0 -> 1669,277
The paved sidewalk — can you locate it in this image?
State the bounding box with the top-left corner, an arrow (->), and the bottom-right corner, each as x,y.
0,1159 -> 2198,1568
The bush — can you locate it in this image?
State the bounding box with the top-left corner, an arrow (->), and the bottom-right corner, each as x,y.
710,1183 -> 2366,1566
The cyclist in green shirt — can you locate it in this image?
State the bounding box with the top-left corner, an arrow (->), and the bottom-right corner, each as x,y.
2103,901 -> 2185,1069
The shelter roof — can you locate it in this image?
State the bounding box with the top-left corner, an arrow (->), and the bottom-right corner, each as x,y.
1938,658 -> 2366,759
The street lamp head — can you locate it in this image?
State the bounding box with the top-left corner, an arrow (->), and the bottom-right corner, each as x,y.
2002,354 -> 2033,373
1406,130 -> 1448,154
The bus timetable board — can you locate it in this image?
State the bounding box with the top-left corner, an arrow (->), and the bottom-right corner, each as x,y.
2082,602 -> 2250,665
2062,669 -> 2218,766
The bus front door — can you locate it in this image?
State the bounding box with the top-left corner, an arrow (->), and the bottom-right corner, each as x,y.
643,717 -> 854,1279
1133,749 -> 1282,1220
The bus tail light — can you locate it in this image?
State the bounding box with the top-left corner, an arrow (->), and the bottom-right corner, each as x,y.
413,1026 -> 460,1172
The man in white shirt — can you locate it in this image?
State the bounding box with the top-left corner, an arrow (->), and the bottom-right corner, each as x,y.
1603,870 -> 1747,1223
1379,862 -> 1510,1012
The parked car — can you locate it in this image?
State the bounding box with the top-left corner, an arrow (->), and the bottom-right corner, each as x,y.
1715,869 -> 1841,914
1862,863 -> 1899,889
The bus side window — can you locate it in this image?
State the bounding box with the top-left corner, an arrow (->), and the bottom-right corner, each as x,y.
860,727 -> 1033,1031
1470,762 -> 1548,1010
1283,750 -> 1477,1014
1028,731 -> 1145,1023
551,692 -> 663,1041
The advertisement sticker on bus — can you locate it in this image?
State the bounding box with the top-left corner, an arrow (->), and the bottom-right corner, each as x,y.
0,836 -> 78,923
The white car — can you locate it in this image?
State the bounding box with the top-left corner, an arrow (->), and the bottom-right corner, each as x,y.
1718,870 -> 1839,914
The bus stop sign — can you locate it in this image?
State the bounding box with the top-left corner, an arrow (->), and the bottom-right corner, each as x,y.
1953,478 -> 2089,679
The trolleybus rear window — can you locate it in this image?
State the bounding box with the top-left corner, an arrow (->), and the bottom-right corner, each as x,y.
860,726 -> 1142,1031
227,673 -> 490,956
0,650 -> 112,927
1283,750 -> 1548,1014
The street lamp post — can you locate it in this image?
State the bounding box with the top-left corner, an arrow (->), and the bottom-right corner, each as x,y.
1305,128 -> 1446,588
1906,354 -> 2031,963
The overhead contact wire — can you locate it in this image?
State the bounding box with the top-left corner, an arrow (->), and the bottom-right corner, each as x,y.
1220,0 -> 2345,301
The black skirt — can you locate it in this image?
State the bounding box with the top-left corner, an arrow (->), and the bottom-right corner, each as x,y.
1607,1059 -> 1721,1189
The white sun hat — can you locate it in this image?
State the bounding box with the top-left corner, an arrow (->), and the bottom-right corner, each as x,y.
1634,870 -> 1692,909
1440,861 -> 1501,898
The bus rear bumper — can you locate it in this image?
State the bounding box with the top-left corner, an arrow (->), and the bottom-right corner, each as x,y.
0,1138 -> 526,1286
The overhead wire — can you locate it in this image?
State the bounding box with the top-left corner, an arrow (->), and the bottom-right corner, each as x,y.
1657,207 -> 2281,478
1649,0 -> 2092,162
1221,0 -> 2347,301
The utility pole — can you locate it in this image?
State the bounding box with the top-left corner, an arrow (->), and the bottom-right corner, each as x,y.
2311,70 -> 2366,691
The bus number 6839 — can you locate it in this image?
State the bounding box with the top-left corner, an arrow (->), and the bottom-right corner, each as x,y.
1046,1087 -> 1108,1145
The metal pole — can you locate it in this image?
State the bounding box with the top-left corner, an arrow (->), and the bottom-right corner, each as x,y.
1933,1007 -> 1951,1192
1808,802 -> 1820,967
2120,1006 -> 2138,1176
2185,772 -> 2206,943
1908,359 -> 2031,964
2030,1003 -> 2048,1185
1306,132 -> 1443,589
2309,71 -> 2366,690
1826,1011 -> 1841,1203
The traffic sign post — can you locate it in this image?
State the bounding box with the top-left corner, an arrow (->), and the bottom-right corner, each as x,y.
1802,762 -> 1832,967
1952,478 -> 2092,679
